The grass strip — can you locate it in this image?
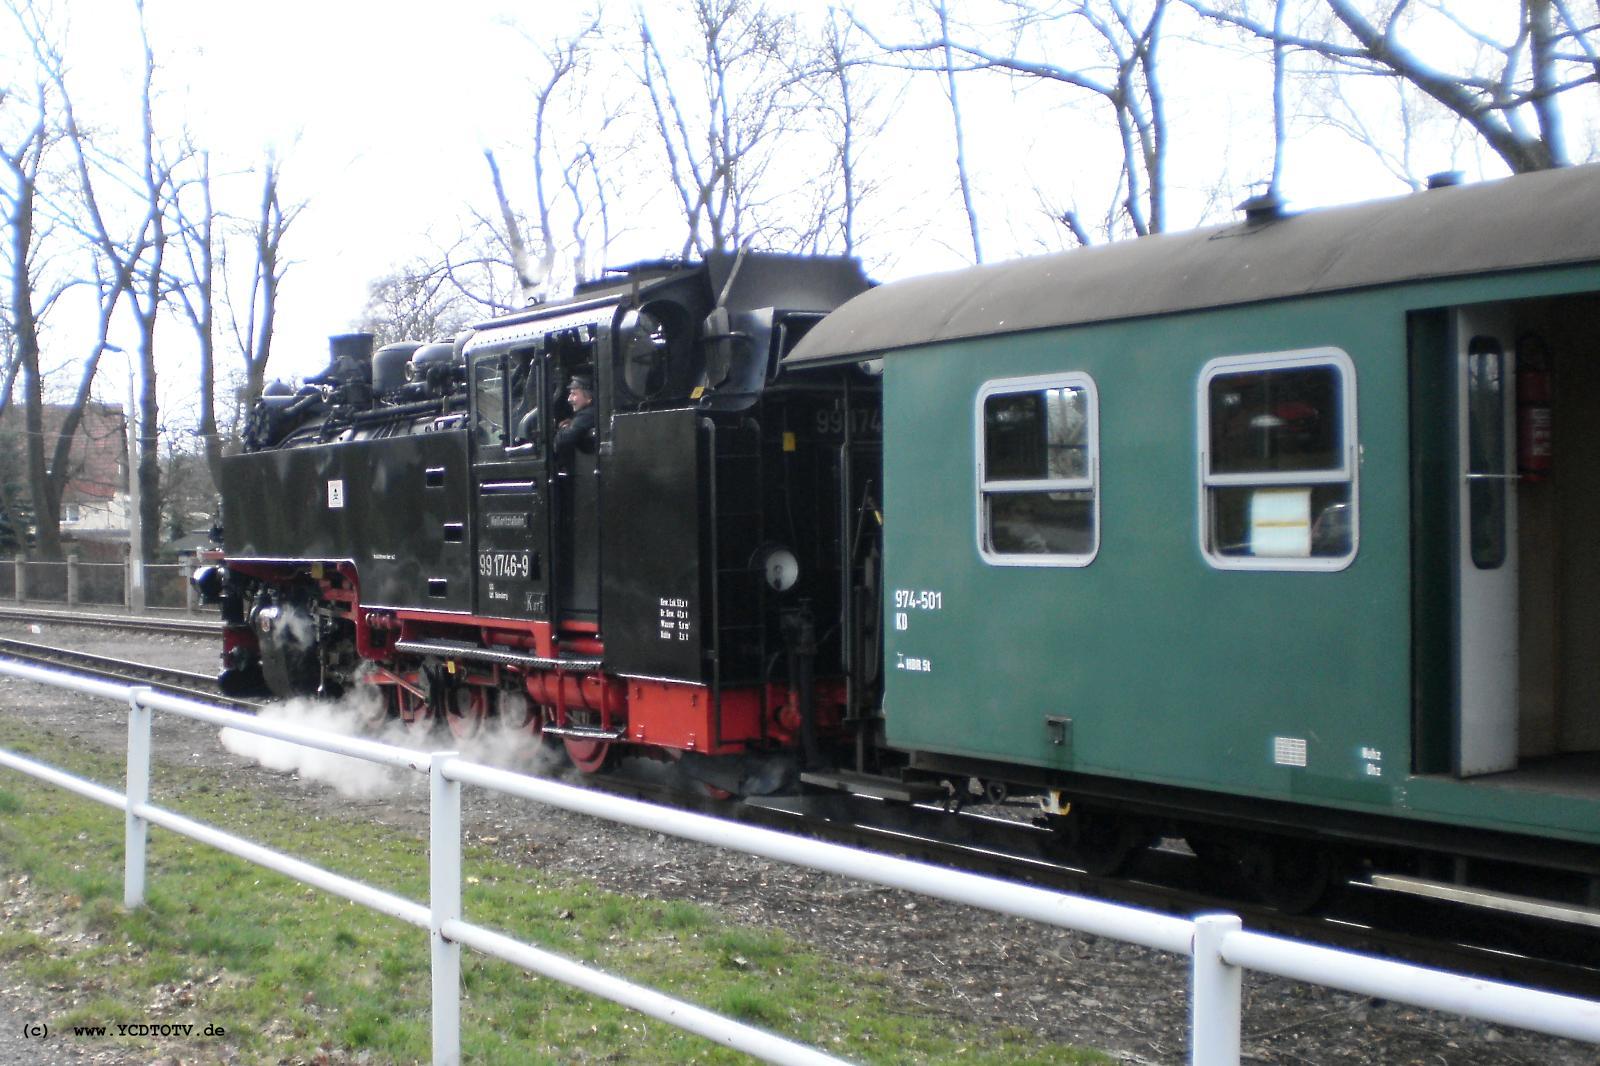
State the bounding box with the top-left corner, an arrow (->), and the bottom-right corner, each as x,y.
0,715 -> 1109,1064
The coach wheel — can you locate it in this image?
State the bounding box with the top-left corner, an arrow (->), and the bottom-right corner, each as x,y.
445,685 -> 492,739
1067,808 -> 1150,878
563,736 -> 613,774
1244,837 -> 1337,914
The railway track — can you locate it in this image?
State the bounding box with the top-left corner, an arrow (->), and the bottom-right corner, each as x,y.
808,806 -> 1600,998
4,632 -> 1598,1001
0,604 -> 223,637
592,762 -> 1600,999
0,638 -> 251,709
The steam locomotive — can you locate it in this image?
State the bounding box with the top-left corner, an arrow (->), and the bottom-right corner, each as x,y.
212,164 -> 1600,913
211,252 -> 881,790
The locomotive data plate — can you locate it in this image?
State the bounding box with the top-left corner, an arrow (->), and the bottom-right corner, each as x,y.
478,550 -> 533,580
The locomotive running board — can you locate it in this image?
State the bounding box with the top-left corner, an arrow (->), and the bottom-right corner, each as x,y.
392,638 -> 602,673
1368,874 -> 1600,928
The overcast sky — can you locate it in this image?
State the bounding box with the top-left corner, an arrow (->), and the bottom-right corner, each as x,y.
9,0 -> 1585,404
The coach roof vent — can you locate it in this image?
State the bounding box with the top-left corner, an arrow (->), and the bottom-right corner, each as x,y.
1427,170 -> 1465,190
1237,188 -> 1287,225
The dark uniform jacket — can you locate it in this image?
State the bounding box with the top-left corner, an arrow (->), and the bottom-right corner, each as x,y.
554,405 -> 596,458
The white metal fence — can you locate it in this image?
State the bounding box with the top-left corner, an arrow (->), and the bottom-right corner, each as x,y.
0,655 -> 1597,1065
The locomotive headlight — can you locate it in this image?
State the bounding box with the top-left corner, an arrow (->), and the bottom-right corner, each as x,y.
754,544 -> 800,593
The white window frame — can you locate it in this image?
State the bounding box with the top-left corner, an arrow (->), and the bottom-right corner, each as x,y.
975,372 -> 1100,568
1197,347 -> 1358,572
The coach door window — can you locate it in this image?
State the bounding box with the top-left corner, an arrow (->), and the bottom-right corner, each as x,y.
1199,349 -> 1357,570
1465,336 -> 1508,569
977,374 -> 1099,566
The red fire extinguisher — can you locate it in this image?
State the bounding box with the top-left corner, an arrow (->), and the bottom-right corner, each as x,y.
1517,333 -> 1553,482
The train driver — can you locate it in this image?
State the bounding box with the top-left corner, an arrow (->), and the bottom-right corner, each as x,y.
555,372 -> 597,458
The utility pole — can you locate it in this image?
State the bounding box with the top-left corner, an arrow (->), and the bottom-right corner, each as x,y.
124,354 -> 144,612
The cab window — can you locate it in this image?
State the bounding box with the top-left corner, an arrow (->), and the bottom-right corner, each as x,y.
472,355 -> 506,449
977,374 -> 1099,566
1199,349 -> 1357,570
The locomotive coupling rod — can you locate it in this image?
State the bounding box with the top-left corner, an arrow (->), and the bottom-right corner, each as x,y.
540,725 -> 624,741
394,639 -> 601,673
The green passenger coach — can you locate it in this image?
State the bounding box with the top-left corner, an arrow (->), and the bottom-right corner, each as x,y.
787,163 -> 1600,906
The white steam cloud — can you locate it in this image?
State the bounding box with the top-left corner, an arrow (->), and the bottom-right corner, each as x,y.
219,684 -> 567,798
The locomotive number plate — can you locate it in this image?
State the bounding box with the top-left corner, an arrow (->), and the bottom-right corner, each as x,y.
478,550 -> 532,580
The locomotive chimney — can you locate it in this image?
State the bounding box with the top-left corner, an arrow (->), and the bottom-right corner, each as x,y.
306,332 -> 376,388
328,332 -> 376,382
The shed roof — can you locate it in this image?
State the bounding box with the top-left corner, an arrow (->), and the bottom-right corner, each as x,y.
786,164 -> 1600,365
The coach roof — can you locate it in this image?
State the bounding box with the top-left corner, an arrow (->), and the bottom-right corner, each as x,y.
785,163 -> 1600,365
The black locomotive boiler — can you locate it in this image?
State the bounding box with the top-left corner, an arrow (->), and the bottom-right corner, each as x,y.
213,253 -> 883,789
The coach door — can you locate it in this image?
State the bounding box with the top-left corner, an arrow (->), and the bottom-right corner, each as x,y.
1454,306 -> 1519,776
470,348 -> 551,621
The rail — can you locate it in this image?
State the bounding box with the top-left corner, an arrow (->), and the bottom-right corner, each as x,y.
0,656 -> 1595,1065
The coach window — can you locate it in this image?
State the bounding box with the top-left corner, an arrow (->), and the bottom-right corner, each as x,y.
977,373 -> 1099,566
1199,348 -> 1357,571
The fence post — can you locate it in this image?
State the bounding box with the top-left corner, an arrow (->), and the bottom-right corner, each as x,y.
14,554 -> 26,603
185,560 -> 198,613
67,553 -> 80,607
431,754 -> 463,1066
124,688 -> 152,909
1191,913 -> 1242,1066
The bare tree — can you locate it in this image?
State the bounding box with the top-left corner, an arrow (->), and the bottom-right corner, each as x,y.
355,259 -> 476,349
818,12 -> 867,255
427,223 -> 536,321
9,0 -> 156,559
1187,0 -> 1599,175
936,0 -> 984,262
856,0 -> 1172,242
472,15 -> 618,311
169,151 -> 220,486
785,9 -> 895,257
156,434 -> 214,541
488,16 -> 602,304
119,3 -> 175,565
559,139 -> 613,281
637,0 -> 800,256
482,148 -> 541,305
222,153 -> 302,414
69,0 -> 182,566
0,60 -> 59,552
1270,0 -> 1289,191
